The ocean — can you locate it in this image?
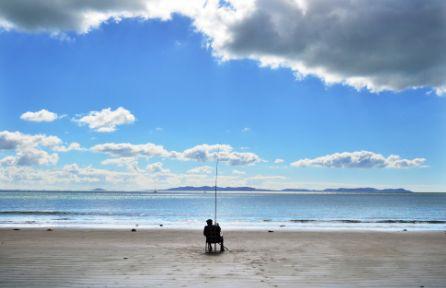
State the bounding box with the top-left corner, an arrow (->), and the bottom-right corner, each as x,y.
1,190 -> 445,231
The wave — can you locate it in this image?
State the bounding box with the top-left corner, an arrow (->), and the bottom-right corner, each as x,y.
1,211 -> 445,225
289,219 -> 446,224
0,211 -> 73,215
0,210 -> 123,216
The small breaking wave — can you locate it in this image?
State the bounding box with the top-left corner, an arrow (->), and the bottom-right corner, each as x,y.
289,219 -> 446,224
0,211 -> 130,216
0,211 -> 72,215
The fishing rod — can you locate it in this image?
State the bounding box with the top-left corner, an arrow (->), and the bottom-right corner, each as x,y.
214,145 -> 220,224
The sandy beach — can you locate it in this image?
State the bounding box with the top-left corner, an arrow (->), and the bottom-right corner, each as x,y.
0,229 -> 445,287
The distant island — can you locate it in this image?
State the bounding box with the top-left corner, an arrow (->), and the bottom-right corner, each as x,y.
167,186 -> 413,193
167,186 -> 264,192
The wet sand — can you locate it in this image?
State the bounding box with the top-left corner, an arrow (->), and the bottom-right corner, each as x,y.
0,229 -> 445,287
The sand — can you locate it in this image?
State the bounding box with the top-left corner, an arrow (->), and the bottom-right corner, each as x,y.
0,229 -> 445,287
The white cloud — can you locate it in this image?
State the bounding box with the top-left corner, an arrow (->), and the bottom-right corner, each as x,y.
20,109 -> 58,122
0,164 -> 132,189
0,130 -> 63,166
101,157 -> 136,166
176,144 -> 261,165
0,1 -> 444,95
60,163 -> 133,184
0,0 -> 203,34
52,142 -> 82,152
195,0 -> 446,95
92,142 -> 170,158
92,142 -> 262,166
145,162 -> 174,182
0,156 -> 15,166
0,161 -> 284,191
146,162 -> 170,174
101,157 -> 141,173
76,107 -> 135,133
291,151 -> 426,169
0,158 -> 436,191
187,165 -> 213,174
0,130 -> 61,150
274,158 -> 284,164
14,148 -> 59,166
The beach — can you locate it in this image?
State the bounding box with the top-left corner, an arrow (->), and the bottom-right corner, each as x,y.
1,229 -> 445,287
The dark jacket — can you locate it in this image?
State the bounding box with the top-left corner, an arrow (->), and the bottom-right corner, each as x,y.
203,224 -> 221,243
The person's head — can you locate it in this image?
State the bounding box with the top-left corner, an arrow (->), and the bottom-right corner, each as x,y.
206,219 -> 213,226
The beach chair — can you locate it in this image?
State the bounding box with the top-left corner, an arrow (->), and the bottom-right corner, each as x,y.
204,224 -> 224,253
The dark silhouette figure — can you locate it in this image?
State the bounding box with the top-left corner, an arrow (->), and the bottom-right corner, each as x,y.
203,219 -> 224,253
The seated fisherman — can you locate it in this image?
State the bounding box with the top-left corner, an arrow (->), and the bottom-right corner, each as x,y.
203,219 -> 224,252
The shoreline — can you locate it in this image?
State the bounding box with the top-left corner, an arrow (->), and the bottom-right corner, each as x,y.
1,220 -> 445,232
2,226 -> 446,233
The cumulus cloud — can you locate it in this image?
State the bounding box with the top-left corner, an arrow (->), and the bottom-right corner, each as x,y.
176,144 -> 261,165
52,142 -> 83,152
274,158 -> 284,164
0,130 -> 62,166
60,163 -> 139,185
0,0 -> 444,94
198,0 -> 446,95
0,0 -> 204,34
14,148 -> 59,166
92,142 -> 262,166
0,130 -> 61,150
100,157 -> 141,174
76,107 -> 135,133
291,151 -> 426,169
92,142 -> 170,158
145,162 -> 175,181
20,109 -> 59,122
146,162 -> 170,174
187,165 -> 213,174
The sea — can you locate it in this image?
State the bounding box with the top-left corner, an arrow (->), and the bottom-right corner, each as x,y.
1,190 -> 445,231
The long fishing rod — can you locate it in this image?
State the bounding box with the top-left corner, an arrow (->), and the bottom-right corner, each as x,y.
214,145 -> 220,224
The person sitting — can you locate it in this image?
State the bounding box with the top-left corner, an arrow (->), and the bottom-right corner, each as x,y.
203,219 -> 224,253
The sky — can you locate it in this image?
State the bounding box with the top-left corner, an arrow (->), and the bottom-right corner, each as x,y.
0,0 -> 445,192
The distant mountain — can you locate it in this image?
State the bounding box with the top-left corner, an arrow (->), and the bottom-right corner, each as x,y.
167,186 -> 266,191
92,188 -> 106,191
167,186 -> 413,193
281,188 -> 314,192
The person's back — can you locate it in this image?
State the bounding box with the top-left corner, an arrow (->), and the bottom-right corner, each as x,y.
203,224 -> 213,240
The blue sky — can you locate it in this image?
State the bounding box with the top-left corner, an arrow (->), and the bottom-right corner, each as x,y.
0,1 -> 445,191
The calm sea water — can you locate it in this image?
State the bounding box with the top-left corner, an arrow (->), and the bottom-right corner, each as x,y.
1,191 -> 445,231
